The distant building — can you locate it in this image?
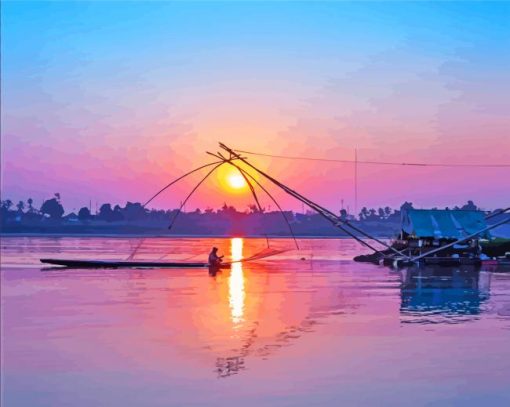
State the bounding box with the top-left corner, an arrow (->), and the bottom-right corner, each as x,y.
399,209 -> 489,259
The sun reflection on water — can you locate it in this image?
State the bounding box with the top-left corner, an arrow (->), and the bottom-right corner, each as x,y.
229,238 -> 245,325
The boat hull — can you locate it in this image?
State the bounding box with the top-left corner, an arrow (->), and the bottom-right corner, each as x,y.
40,258 -> 229,269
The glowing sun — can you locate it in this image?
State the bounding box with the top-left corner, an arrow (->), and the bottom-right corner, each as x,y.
216,165 -> 252,193
227,173 -> 247,189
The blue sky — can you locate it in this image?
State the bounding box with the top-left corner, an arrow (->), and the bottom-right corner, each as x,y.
2,1 -> 509,211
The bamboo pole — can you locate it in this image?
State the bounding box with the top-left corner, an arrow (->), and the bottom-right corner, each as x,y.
219,143 -> 393,256
485,207 -> 510,220
207,152 -> 263,213
220,144 -> 382,254
143,159 -> 237,208
168,162 -> 225,230
207,151 -> 300,250
231,165 -> 301,250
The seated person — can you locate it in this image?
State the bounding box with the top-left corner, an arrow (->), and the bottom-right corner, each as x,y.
208,247 -> 224,267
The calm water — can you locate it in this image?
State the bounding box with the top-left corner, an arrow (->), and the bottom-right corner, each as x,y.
1,237 -> 510,406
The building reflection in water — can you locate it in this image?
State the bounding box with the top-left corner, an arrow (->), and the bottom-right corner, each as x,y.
217,259 -> 496,377
228,238 -> 245,325
399,265 -> 492,324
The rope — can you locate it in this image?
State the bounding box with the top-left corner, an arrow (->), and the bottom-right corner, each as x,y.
235,149 -> 510,168
220,143 -> 392,256
168,162 -> 224,230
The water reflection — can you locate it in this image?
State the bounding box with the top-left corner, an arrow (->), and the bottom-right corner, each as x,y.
216,356 -> 245,378
399,266 -> 491,324
4,237 -> 510,405
228,238 -> 245,325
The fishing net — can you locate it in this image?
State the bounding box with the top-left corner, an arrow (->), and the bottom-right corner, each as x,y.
228,247 -> 287,265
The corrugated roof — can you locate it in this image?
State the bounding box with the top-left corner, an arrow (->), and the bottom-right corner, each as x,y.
402,209 -> 488,239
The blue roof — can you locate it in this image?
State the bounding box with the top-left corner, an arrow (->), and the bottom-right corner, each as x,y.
401,209 -> 489,239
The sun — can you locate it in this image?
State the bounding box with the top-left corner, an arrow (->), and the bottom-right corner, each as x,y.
216,165 -> 253,193
227,173 -> 247,189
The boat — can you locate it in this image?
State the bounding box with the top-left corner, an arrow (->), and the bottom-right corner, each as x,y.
40,247 -> 285,269
40,258 -> 229,269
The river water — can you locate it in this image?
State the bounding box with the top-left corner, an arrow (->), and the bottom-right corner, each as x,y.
1,237 -> 510,406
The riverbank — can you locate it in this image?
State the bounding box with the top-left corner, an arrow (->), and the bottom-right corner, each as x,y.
0,232 -> 393,239
0,220 -> 400,238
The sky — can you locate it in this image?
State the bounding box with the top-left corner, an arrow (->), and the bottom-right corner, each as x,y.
1,1 -> 509,214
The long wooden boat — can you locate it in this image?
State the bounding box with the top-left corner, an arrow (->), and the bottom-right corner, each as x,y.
40,247 -> 285,269
40,258 -> 229,269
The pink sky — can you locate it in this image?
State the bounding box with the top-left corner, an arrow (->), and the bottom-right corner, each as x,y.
2,2 -> 509,214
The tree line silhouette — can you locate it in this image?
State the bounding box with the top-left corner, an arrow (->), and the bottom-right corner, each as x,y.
0,193 -> 490,235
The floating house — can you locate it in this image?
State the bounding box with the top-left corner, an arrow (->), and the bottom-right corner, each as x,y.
397,209 -> 489,263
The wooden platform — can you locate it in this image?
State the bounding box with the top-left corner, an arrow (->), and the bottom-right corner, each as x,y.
383,256 -> 482,268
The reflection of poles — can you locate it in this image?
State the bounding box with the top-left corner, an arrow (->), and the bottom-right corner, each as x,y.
478,271 -> 491,295
219,143 -> 409,259
126,238 -> 145,260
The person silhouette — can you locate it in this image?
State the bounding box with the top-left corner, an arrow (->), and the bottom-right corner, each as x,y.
208,247 -> 224,267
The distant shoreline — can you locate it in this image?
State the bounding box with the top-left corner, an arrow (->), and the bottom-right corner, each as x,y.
0,233 -> 393,239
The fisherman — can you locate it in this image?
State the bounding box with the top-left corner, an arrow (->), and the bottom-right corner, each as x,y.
208,247 -> 224,268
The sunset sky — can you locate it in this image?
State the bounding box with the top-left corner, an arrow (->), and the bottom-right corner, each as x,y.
2,1 -> 509,214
